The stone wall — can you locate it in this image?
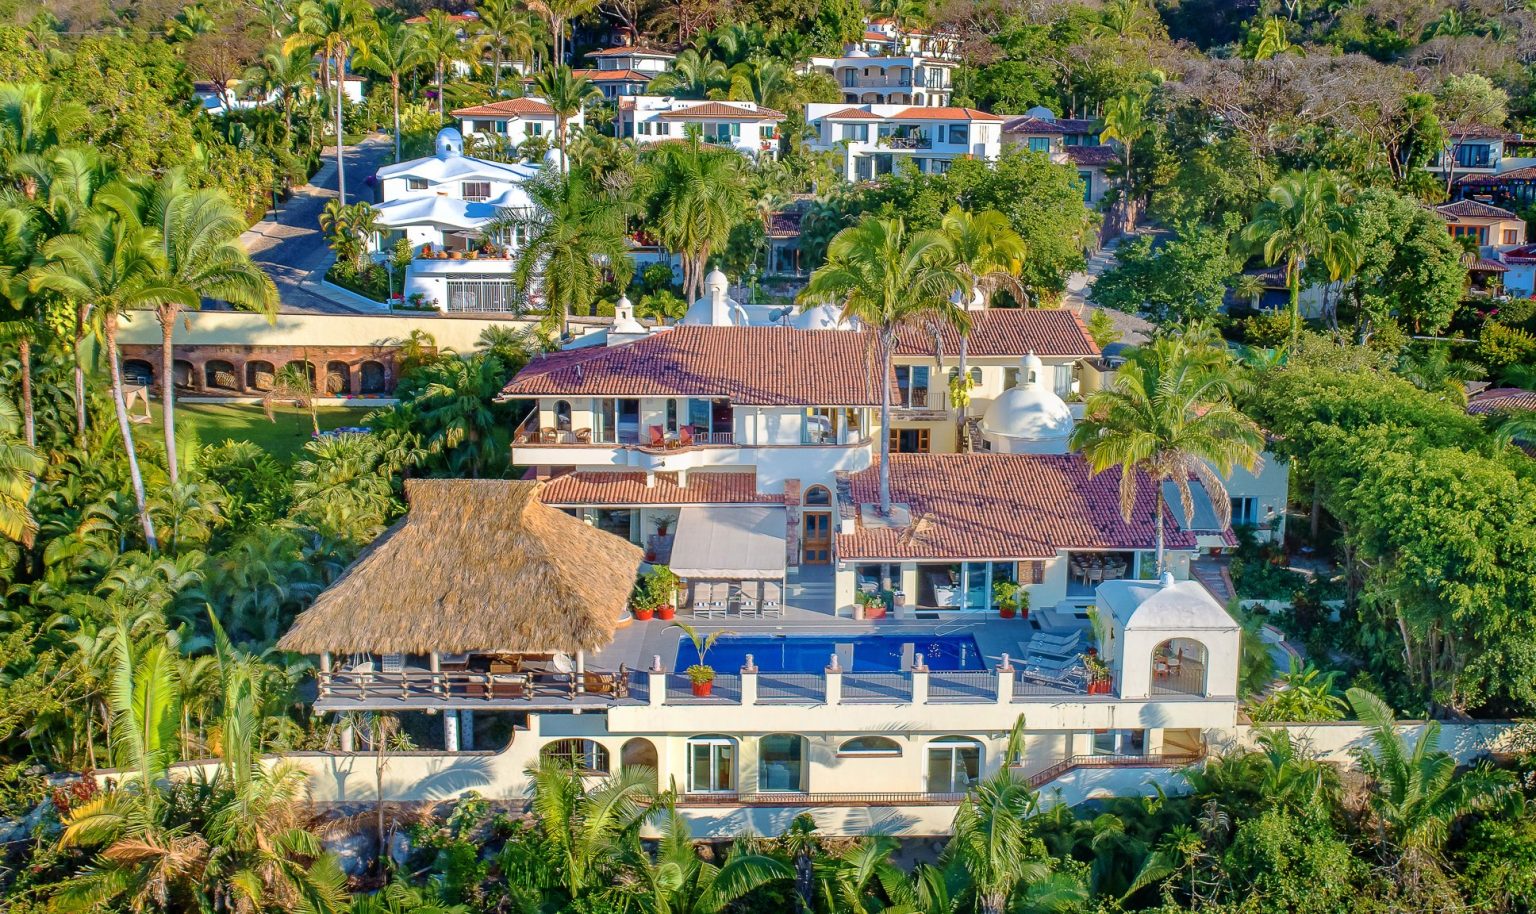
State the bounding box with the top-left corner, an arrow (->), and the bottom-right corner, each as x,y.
119,343 -> 407,396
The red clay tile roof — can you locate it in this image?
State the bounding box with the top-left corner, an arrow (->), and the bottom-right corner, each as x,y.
1469,388 -> 1536,415
836,453 -> 1203,560
821,107 -> 884,120
1445,122 -> 1518,140
502,326 -> 893,406
540,471 -> 777,505
1460,167 -> 1536,185
452,97 -> 555,118
576,68 -> 652,81
588,45 -> 676,58
766,210 -> 804,237
1065,145 -> 1119,167
656,101 -> 786,120
1437,199 -> 1519,220
1473,257 -> 1509,273
889,106 -> 1004,122
894,309 -> 1099,358
1501,244 -> 1536,263
1002,115 -> 1098,135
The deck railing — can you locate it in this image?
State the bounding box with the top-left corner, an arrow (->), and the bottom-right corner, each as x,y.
1020,751 -> 1207,789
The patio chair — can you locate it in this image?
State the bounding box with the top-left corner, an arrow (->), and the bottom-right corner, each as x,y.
761,581 -> 784,617
583,664 -> 630,698
678,425 -> 695,447
1030,631 -> 1083,655
736,582 -> 762,618
648,425 -> 666,448
1027,641 -> 1083,664
574,428 -> 592,444
539,427 -> 558,444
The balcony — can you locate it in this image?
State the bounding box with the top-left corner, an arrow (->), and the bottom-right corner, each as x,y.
885,134 -> 932,150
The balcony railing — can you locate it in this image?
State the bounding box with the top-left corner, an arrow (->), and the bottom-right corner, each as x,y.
885,134 -> 932,150
1019,752 -> 1207,789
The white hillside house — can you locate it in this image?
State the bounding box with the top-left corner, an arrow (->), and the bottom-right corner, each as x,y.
804,103 -> 1003,180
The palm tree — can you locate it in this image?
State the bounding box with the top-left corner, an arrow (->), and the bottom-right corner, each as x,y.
638,808 -> 793,914
407,352 -> 509,477
1346,688 -> 1511,864
1094,0 -> 1160,41
0,392 -> 42,546
357,21 -> 426,163
527,0 -> 598,65
131,170 -> 278,485
242,45 -> 314,144
1239,171 -> 1352,340
649,49 -> 728,99
499,169 -> 635,337
526,756 -> 664,899
1100,92 -> 1149,234
0,203 -> 39,447
1068,331 -> 1264,573
648,134 -> 751,303
264,361 -> 322,437
533,65 -> 601,170
32,197 -> 167,551
477,0 -> 538,91
0,83 -> 87,196
939,207 -> 1027,440
286,0 -> 375,206
416,9 -> 482,118
816,835 -> 911,913
728,53 -> 792,109
799,216 -> 966,515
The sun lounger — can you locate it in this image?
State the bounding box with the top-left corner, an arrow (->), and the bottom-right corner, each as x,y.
736,582 -> 761,618
761,581 -> 783,617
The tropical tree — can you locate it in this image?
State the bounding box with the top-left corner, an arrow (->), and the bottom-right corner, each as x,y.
32,196 -> 168,551
499,169 -> 634,337
816,835 -> 912,914
799,216 -> 965,515
1346,687 -> 1511,866
1240,171 -> 1354,340
476,0 -> 539,91
948,771 -> 1047,914
1069,330 -> 1264,573
0,202 -> 39,447
285,0 -> 375,205
728,54 -> 792,109
264,361 -> 322,437
1100,92 -> 1149,234
241,45 -> 314,143
533,65 -> 601,169
647,134 -> 751,303
357,21 -> 427,163
636,809 -> 793,914
939,207 -> 1027,438
525,756 -> 664,899
416,9 -> 482,118
0,391 -> 43,546
649,49 -> 729,99
0,82 -> 88,191
1247,660 -> 1348,722
131,170 -> 278,485
406,352 -> 509,477
527,0 -> 598,65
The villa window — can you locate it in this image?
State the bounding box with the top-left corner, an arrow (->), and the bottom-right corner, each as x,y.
1028,137 -> 1052,154
529,122 -> 544,136
917,561 -> 1014,611
1454,143 -> 1493,168
1080,171 -> 1093,202
948,124 -> 968,145
1505,229 -> 1521,245
805,485 -> 832,506
593,509 -> 637,543
926,737 -> 981,793
846,123 -> 869,143
665,399 -> 680,434
540,739 -> 610,773
445,278 -> 522,313
1004,367 -> 1020,389
758,734 -> 805,791
895,365 -> 929,408
803,407 -> 836,445
1231,497 -> 1258,527
462,181 -> 492,201
889,428 -> 930,454
838,736 -> 901,757
638,121 -> 652,136
687,735 -> 736,793
407,177 -> 428,191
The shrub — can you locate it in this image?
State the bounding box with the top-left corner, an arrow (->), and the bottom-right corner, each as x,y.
1479,320 -> 1536,370
1244,309 -> 1295,348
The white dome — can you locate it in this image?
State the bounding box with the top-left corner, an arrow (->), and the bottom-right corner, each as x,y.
705,267 -> 729,291
793,303 -> 856,330
980,352 -> 1073,454
846,47 -> 871,58
435,127 -> 464,159
543,146 -> 567,171
1024,105 -> 1058,121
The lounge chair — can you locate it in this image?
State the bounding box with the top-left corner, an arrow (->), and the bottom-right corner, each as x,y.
648,425 -> 666,448
761,581 -> 783,617
574,428 -> 592,443
485,672 -> 528,699
539,427 -> 557,444
736,582 -> 762,618
582,665 -> 630,698
678,425 -> 695,447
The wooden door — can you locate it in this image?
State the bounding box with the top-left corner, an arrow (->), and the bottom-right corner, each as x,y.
802,512 -> 831,564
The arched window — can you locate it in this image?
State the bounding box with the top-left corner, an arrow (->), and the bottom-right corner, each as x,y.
554,399 -> 572,431
804,485 -> 831,506
1151,638 -> 1209,698
540,738 -> 610,774
686,735 -> 736,794
837,736 -> 901,757
325,361 -> 351,395
359,361 -> 387,394
246,360 -> 276,391
926,736 -> 982,793
123,359 -> 155,387
204,360 -> 237,391
759,734 -> 806,791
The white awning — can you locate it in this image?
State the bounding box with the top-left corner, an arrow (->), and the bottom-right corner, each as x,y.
670,506 -> 787,579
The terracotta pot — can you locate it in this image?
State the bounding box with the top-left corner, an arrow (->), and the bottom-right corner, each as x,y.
657,605 -> 676,621
690,678 -> 713,697
1088,678 -> 1112,695
633,607 -> 655,622
999,607 -> 1017,619
865,605 -> 887,620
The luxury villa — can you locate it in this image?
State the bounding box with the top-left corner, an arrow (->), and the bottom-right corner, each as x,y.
275,270 -> 1287,836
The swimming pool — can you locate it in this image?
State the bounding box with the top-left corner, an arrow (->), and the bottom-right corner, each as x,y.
675,634 -> 987,673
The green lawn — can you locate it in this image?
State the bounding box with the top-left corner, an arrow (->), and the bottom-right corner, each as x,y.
134,402 -> 377,463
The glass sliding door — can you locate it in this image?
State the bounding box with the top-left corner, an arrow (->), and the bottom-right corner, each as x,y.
687,736 -> 735,794
926,737 -> 982,793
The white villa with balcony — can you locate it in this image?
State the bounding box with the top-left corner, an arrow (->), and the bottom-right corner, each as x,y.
371,128 -> 540,312
619,97 -> 786,158
806,49 -> 958,107
1002,106 -> 1117,205
805,103 -> 1003,180
453,96 -> 573,154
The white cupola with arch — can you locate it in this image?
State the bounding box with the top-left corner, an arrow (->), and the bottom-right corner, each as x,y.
680,268 -> 750,327
979,352 -> 1074,454
435,126 -> 464,159
1095,574 -> 1241,701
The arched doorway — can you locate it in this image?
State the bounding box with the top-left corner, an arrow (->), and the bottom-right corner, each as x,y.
123,359 -> 154,387
1151,638 -> 1209,697
325,361 -> 351,395
358,360 -> 387,394
539,738 -> 610,774
620,737 -> 659,789
204,359 -> 238,392
246,360 -> 276,391
553,399 -> 572,431
171,359 -> 195,389
801,485 -> 832,564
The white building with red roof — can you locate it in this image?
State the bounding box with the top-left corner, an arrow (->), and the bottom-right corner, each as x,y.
805,49 -> 958,108
805,103 -> 1003,180
619,97 -> 785,158
452,96 -> 576,154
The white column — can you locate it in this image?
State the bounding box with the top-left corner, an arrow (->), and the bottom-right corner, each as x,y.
340,720 -> 355,752
575,650 -> 585,694
740,657 -> 758,707
996,653 -> 1014,705
443,710 -> 460,752
460,710 -> 474,751
649,667 -> 667,707
910,664 -> 929,706
824,663 -> 842,707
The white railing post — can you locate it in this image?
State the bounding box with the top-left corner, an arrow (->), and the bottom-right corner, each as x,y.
824,653 -> 842,706
997,653 -> 1015,705
740,655 -> 758,707
649,655 -> 666,707
910,657 -> 929,707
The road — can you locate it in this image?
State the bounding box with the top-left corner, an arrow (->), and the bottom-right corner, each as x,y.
238,134 -> 396,314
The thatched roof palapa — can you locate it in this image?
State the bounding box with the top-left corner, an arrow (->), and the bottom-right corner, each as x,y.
278,480 -> 644,655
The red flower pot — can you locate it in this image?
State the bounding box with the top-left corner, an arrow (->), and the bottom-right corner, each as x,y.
691,679 -> 714,697
657,604 -> 676,621
1088,678 -> 1113,695
633,607 -> 655,622
999,607 -> 1017,619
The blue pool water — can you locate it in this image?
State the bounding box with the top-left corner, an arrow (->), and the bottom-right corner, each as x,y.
675,634 -> 986,673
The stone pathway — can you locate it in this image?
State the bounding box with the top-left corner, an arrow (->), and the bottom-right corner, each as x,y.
1062,236 -> 1155,346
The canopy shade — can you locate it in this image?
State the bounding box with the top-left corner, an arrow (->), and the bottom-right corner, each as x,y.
670,506 -> 787,579
277,480 -> 644,655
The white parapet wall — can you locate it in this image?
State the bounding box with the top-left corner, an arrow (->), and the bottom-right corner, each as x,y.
113,310 -> 591,354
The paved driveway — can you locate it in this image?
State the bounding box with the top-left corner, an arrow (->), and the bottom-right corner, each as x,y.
239,134 -> 396,314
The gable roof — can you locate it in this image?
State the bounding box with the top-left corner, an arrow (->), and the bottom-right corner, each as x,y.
588,45 -> 676,58
1436,199 -> 1518,220
1468,388 -> 1536,415
821,107 -> 884,120
835,453 -> 1205,560
1460,167 -> 1536,185
887,106 -> 1004,122
894,308 -> 1099,358
655,101 -> 786,120
452,97 -> 556,118
1002,115 -> 1098,135
1500,244 -> 1536,263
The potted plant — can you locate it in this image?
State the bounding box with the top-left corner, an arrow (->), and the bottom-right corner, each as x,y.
629,570 -> 659,621
652,512 -> 677,538
672,621 -> 729,697
1084,650 -> 1112,694
645,565 -> 679,621
855,590 -> 887,620
993,580 -> 1029,619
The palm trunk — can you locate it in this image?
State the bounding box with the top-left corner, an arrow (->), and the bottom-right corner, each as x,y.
159,306 -> 180,485
493,45 -> 502,91
335,55 -> 347,206
878,333 -> 893,515
73,302 -> 91,443
392,78 -> 402,163
104,313 -> 159,552
18,333 -> 33,447
1154,492 -> 1166,575
956,334 -> 969,449
437,64 -> 445,117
